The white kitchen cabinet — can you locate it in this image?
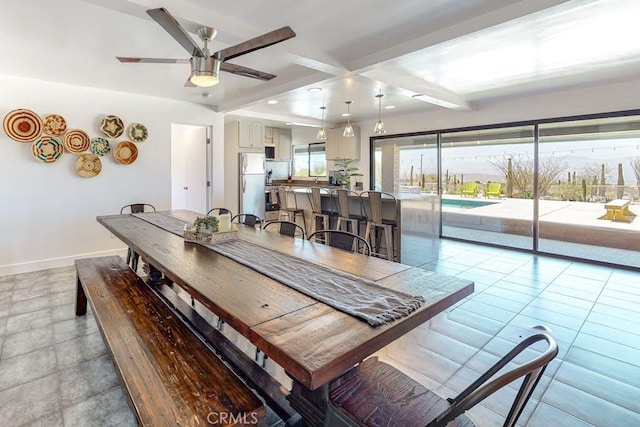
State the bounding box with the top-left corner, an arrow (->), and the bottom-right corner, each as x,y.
276,129 -> 292,161
325,125 -> 360,160
236,120 -> 265,149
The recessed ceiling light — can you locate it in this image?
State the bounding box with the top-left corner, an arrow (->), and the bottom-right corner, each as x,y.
341,113 -> 350,117
267,99 -> 278,104
308,87 -> 322,93
385,105 -> 396,109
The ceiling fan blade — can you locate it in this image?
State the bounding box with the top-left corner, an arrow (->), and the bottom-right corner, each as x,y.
220,62 -> 276,81
147,8 -> 204,57
216,26 -> 295,62
117,57 -> 190,64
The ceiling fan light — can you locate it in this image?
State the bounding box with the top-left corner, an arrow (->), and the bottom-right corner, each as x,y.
190,73 -> 219,87
190,56 -> 220,87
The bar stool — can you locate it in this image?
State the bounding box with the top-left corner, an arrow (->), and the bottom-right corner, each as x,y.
306,187 -> 336,236
331,189 -> 366,235
361,191 -> 398,261
277,186 -> 305,229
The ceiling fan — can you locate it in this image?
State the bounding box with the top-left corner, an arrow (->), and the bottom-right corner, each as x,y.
117,8 -> 296,87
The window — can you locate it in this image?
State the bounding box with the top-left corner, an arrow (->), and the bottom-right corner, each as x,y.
293,143 -> 326,177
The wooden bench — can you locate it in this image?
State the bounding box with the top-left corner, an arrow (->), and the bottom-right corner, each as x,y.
598,199 -> 636,223
75,256 -> 265,426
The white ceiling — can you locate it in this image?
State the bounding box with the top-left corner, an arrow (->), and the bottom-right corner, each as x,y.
2,0 -> 640,128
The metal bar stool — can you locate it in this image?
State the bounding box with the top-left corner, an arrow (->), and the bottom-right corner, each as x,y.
306,187 -> 336,236
361,191 -> 398,261
331,189 -> 366,235
276,186 -> 305,230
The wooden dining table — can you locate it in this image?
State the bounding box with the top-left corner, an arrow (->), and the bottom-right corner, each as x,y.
97,210 -> 474,425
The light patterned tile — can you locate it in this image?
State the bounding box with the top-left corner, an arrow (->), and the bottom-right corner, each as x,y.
0,373 -> 61,425
527,402 -> 596,427
541,380 -> 640,427
565,346 -> 640,389
62,387 -> 136,427
555,362 -> 640,414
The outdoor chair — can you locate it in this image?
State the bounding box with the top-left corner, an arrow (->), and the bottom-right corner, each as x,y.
460,182 -> 478,197
485,182 -> 503,198
329,333 -> 558,427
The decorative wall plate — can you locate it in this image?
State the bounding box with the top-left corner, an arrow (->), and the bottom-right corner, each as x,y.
3,108 -> 43,142
43,114 -> 67,136
128,123 -> 148,142
32,136 -> 63,163
64,129 -> 90,153
114,141 -> 138,164
76,153 -> 102,178
100,115 -> 124,138
90,137 -> 110,156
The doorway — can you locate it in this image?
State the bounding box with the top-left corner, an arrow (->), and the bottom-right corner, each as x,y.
171,124 -> 210,213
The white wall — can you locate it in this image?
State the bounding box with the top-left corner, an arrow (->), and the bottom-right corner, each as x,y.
354,77 -> 640,190
0,75 -> 224,275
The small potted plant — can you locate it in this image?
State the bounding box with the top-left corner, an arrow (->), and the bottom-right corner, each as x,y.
184,215 -> 219,243
333,158 -> 363,189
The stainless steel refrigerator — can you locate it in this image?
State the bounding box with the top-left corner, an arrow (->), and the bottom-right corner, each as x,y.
239,152 -> 266,218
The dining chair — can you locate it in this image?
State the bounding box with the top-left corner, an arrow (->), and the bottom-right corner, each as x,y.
308,230 -> 371,256
331,189 -> 366,235
231,213 -> 263,229
306,187 -> 336,235
360,191 -> 398,261
263,220 -> 306,239
207,207 -> 233,217
329,333 -> 558,427
120,203 -> 156,272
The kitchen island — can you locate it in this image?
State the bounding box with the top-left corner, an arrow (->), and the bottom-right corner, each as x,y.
266,184 -> 440,265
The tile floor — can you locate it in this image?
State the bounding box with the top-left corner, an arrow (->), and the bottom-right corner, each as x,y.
0,240 -> 639,426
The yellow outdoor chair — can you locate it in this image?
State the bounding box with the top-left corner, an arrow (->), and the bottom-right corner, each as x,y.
485,182 -> 503,198
460,182 -> 478,197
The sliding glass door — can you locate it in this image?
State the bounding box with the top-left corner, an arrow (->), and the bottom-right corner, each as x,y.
537,115 -> 640,267
440,126 -> 535,250
370,110 -> 640,268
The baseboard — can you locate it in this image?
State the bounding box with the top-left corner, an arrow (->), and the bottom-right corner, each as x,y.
0,248 -> 128,277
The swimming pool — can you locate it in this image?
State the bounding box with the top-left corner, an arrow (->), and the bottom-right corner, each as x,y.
442,199 -> 498,209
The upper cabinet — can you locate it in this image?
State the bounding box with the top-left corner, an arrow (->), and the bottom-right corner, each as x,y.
326,125 -> 360,160
277,129 -> 292,161
264,127 -> 292,161
236,120 -> 264,149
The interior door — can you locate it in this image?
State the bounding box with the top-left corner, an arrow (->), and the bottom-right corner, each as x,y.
171,124 -> 208,213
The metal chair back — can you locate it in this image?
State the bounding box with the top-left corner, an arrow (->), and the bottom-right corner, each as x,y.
308,230 -> 371,256
264,220 -> 306,239
231,213 -> 263,229
120,203 -> 156,214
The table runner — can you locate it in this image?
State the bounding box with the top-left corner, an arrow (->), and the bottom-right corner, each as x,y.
132,212 -> 424,326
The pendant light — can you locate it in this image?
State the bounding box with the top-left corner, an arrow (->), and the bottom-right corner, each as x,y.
343,101 -> 354,138
316,106 -> 327,141
373,91 -> 386,134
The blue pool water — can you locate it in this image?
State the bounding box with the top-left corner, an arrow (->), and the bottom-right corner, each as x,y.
442,199 -> 498,209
